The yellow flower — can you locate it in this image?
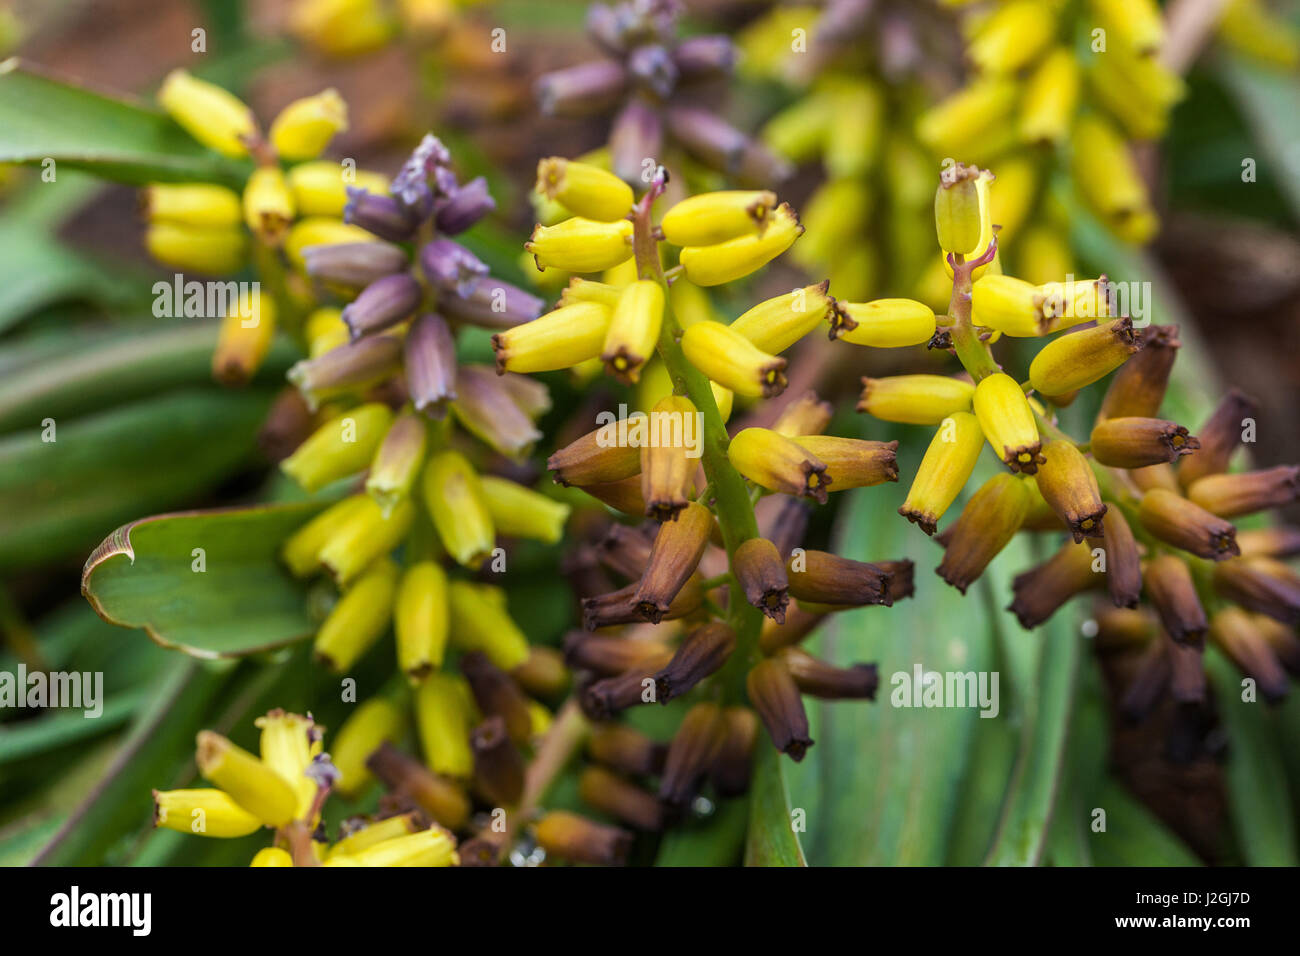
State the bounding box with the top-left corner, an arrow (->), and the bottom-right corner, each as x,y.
834,298 -> 936,348
422,450 -> 495,568
681,320 -> 788,398
332,694 -> 405,795
493,301 -> 612,374
660,190 -> 779,246
536,157 -> 634,222
212,286 -> 276,385
269,89 -> 349,161
195,731 -> 299,827
602,279 -> 664,383
526,217 -> 633,273
242,166 -> 296,244
153,788 -> 263,838
143,183 -> 242,228
857,374 -> 975,424
281,402 -> 395,492
415,672 -> 475,778
480,475 -> 571,544
678,203 -> 802,286
899,412 -> 984,534
973,372 -> 1043,473
730,282 -> 834,353
157,69 -> 257,158
314,557 -> 400,672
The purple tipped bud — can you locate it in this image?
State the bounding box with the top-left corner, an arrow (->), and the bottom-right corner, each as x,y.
610,97 -> 662,185
628,44 -> 678,99
440,278 -> 544,330
434,176 -> 496,235
666,106 -> 793,185
344,188 -> 417,242
405,312 -> 458,418
536,60 -> 627,118
673,35 -> 735,79
303,241 -> 408,288
391,133 -> 451,219
420,238 -> 489,297
287,335 -> 402,409
342,273 -> 422,339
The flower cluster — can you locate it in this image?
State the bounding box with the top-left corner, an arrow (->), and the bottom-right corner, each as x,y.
534,0 -> 789,187
917,0 -> 1184,250
143,70 -> 388,384
848,158 -> 1300,717
288,0 -> 479,57
151,710 -> 458,866
484,158 -> 910,853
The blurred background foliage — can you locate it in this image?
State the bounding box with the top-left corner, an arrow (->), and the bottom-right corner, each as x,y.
0,0 -> 1298,866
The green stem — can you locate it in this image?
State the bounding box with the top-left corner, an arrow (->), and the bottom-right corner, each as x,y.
631,179 -> 763,700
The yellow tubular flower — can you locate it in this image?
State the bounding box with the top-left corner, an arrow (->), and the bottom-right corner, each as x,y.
493,302 -> 612,374
678,203 -> 802,286
1088,50 -> 1184,141
395,561 -> 449,678
681,320 -> 788,398
416,673 -> 475,778
366,410 -> 427,516
332,695 -> 405,795
289,161 -> 390,217
834,298 -> 936,348
941,170 -> 996,280
967,0 -> 1057,74
933,163 -> 983,256
145,221 -> 246,274
1036,276 -> 1111,331
730,282 -> 834,353
970,274 -> 1047,337
560,278 -> 624,310
269,89 -> 348,161
143,183 -> 242,228
602,279 -> 664,383
153,788 -> 263,838
327,813 -> 420,859
728,427 -> 831,503
668,278 -> 719,328
1090,0 -> 1164,55
290,0 -> 395,56
1071,114 -> 1156,245
250,847 -> 294,866
917,78 -> 1018,159
899,412 -> 984,534
281,402 -> 395,492
1028,318 -> 1141,394
314,557 -> 400,672
281,494 -> 369,577
973,372 -> 1043,473
1220,0 -> 1300,68
285,217 -> 378,269
480,475 -> 571,544
334,826 -> 458,867
447,580 -> 530,669
255,711 -> 320,820
526,217 -> 633,273
858,375 -> 975,424
318,496 -> 414,585
243,166 -> 296,244
421,450 -> 495,569
195,731 -> 299,827
212,287 -> 276,385
536,158 -> 634,222
157,69 -> 257,158
660,190 -> 779,246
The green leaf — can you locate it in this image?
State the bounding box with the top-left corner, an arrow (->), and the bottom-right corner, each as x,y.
743,743 -> 806,866
0,388 -> 274,570
0,321 -> 295,434
1206,650 -> 1298,866
1217,53 -> 1300,224
984,617 -> 1080,866
0,59 -> 251,187
785,442 -> 997,865
0,690 -> 145,764
82,498 -> 331,659
1088,779 -> 1203,867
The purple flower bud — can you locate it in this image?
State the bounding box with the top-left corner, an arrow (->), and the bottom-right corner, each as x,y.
420,238 -> 489,297
452,365 -> 543,460
627,44 -> 678,99
287,335 -> 403,409
405,312 -> 458,418
344,188 -> 417,242
610,97 -> 662,184
665,106 -> 793,185
586,3 -> 626,54
434,176 -> 496,235
391,133 -> 451,219
536,60 -> 627,118
302,241 -> 408,288
673,35 -> 735,79
342,273 -> 422,339
440,278 -> 544,330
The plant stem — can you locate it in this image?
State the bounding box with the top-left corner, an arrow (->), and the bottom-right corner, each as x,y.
947,247 -> 1001,383
631,177 -> 763,699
